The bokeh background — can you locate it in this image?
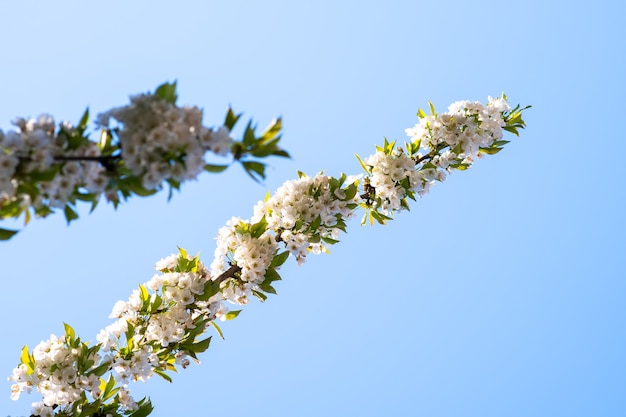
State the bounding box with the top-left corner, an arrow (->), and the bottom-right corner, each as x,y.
1,1 -> 624,416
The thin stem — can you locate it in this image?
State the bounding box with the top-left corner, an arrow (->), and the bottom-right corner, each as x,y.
52,155 -> 120,163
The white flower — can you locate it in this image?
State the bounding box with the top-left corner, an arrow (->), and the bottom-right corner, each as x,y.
31,401 -> 54,417
118,388 -> 139,411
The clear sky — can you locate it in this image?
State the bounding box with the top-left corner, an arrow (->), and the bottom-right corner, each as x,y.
1,1 -> 624,416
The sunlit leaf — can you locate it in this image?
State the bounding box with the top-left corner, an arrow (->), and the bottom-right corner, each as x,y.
224,310 -> 241,320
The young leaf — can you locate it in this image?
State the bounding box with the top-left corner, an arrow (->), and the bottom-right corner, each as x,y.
210,321 -> 225,339
154,81 -> 178,104
204,164 -> 229,173
355,153 -> 370,173
224,310 -> 241,320
224,107 -> 242,131
64,323 -> 76,343
260,117 -> 282,142
20,345 -> 34,372
78,107 -> 90,131
478,146 -> 503,155
428,100 -> 436,115
250,216 -> 268,238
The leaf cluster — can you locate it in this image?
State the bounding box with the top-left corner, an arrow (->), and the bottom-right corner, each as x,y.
223,108 -> 290,182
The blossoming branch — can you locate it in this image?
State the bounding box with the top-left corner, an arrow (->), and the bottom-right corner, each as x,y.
9,95 -> 528,417
0,82 -> 289,240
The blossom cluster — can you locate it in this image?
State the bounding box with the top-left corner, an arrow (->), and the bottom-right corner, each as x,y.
0,89 -> 236,226
9,334 -> 101,413
97,252 -> 227,384
9,96 -> 527,417
405,96 -> 512,166
358,96 -> 524,222
253,173 -> 360,263
362,149 -> 421,214
97,92 -> 233,190
1,81 -> 288,240
210,217 -> 279,304
9,250 -> 233,416
0,114 -> 108,212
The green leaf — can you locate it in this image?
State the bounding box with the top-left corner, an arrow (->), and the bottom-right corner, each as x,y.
129,398 -> 154,417
154,81 -> 178,104
64,205 -> 79,224
270,251 -> 290,268
241,161 -> 266,182
258,283 -> 277,294
196,280 -> 220,301
252,289 -> 267,302
224,107 -> 242,131
428,100 -> 436,115
139,284 -> 149,304
101,374 -> 118,401
250,216 -> 268,238
186,317 -> 209,339
343,184 -> 358,201
125,322 -> 136,351
204,164 -> 229,173
210,320 -> 225,339
417,108 -> 426,119
309,214 -> 322,232
76,400 -> 102,417
308,234 -> 320,244
191,336 -> 212,353
260,117 -> 282,142
355,153 -> 370,173
64,323 -> 76,343
89,362 -> 110,377
271,149 -> 290,158
28,166 -> 59,182
20,345 -> 34,372
370,210 -> 392,225
263,267 -> 281,284
224,310 -> 241,320
74,191 -> 96,203
78,107 -> 89,131
148,293 -> 162,313
478,146 -> 503,155
242,120 -> 256,146
154,368 -> 173,383
0,227 -> 19,240
250,139 -> 282,157
0,200 -> 23,219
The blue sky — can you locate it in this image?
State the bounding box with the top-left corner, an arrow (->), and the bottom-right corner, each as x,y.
1,1 -> 624,416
